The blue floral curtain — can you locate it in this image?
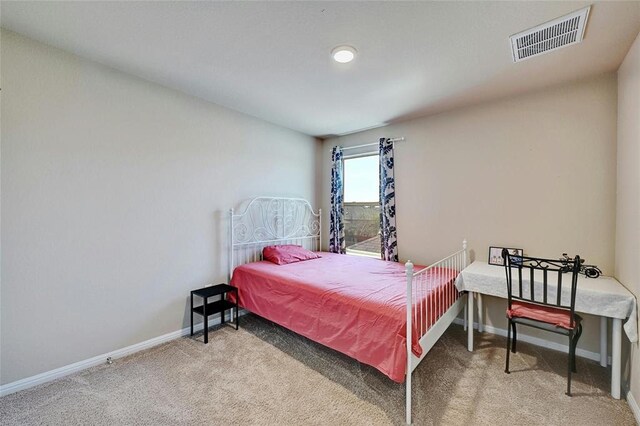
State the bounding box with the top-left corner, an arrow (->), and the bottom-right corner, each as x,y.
329,146 -> 345,254
379,138 -> 398,262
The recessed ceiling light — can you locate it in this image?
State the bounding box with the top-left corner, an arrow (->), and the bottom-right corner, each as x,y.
331,45 -> 357,63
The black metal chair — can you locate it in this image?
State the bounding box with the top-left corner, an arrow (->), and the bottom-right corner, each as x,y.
502,249 -> 582,396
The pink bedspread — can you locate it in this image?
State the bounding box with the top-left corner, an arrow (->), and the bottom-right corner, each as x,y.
230,252 -> 457,382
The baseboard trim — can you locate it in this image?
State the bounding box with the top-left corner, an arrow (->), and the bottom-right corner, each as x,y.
0,311 -> 247,397
453,318 -> 612,365
627,390 -> 640,425
0,313 -> 616,399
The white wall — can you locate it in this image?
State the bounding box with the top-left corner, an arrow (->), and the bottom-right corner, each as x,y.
0,30 -> 319,385
616,33 -> 640,401
322,73 -> 618,354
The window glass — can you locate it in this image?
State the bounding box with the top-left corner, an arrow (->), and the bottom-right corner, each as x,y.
343,155 -> 380,256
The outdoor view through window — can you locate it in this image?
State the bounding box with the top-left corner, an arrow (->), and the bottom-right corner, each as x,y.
343,155 -> 380,256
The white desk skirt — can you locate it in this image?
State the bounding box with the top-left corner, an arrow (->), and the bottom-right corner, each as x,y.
455,261 -> 638,342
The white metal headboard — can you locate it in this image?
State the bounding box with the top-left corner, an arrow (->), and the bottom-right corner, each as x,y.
229,197 -> 321,278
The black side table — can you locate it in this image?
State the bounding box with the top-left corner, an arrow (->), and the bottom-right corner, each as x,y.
190,284 -> 238,343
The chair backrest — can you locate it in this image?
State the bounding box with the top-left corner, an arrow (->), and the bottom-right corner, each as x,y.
502,249 -> 581,327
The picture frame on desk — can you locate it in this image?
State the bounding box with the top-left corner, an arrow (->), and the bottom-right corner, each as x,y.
488,246 -> 523,266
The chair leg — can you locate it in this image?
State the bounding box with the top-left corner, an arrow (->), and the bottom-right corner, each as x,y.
505,319 -> 511,374
566,330 -> 574,396
571,324 -> 583,373
511,322 -> 517,353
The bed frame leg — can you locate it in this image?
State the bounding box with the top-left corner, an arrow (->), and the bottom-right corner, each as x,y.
406,370 -> 411,424
405,260 -> 414,425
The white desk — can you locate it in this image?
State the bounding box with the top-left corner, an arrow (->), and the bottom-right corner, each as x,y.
456,261 -> 638,399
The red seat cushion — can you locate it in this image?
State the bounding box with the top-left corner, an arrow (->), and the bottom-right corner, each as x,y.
507,301 -> 578,330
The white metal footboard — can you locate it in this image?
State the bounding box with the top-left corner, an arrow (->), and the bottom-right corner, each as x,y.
405,240 -> 468,424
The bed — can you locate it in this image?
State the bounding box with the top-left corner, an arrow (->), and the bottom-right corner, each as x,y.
228,197 -> 467,424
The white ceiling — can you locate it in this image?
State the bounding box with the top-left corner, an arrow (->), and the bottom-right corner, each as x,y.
2,1 -> 639,137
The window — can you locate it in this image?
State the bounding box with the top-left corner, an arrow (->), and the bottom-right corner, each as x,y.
343,154 -> 380,256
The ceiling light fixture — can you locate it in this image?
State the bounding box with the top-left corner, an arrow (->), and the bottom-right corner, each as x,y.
331,45 -> 357,63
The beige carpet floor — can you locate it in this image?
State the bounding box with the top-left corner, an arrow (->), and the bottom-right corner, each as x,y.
0,314 -> 635,425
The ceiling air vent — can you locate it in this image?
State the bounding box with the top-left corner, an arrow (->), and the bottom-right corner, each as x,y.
510,6 -> 590,63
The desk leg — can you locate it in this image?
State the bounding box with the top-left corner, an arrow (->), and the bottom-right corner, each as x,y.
468,292 -> 474,352
600,317 -> 608,367
477,293 -> 484,333
463,301 -> 468,331
611,318 -> 622,399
